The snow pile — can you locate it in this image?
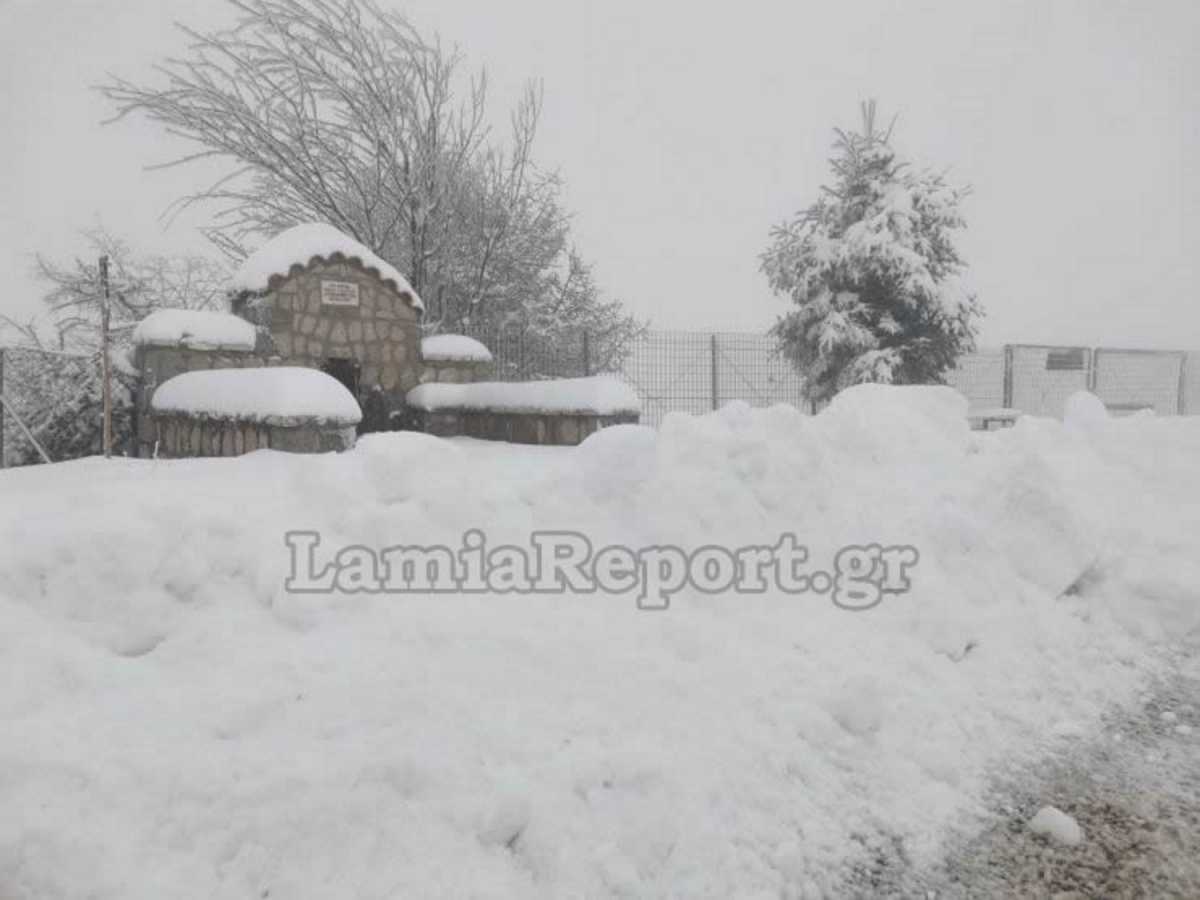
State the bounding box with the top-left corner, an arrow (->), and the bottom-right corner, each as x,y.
420,334 -> 493,363
1064,390 -> 1109,430
407,374 -> 641,416
151,366 -> 362,425
230,223 -> 422,309
1027,806 -> 1085,846
1,385 -> 1198,897
132,309 -> 258,352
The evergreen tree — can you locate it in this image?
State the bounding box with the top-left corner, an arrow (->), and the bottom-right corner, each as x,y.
762,102 -> 982,404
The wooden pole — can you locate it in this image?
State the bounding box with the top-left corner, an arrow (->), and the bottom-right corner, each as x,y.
99,255 -> 113,459
0,348 -> 5,468
1002,345 -> 1014,409
1176,355 -> 1185,420
710,333 -> 719,411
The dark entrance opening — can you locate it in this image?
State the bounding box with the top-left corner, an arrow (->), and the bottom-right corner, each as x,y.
321,357 -> 360,397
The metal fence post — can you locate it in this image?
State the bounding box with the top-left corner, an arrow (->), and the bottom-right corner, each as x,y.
710,333 -> 719,411
582,330 -> 591,376
1002,344 -> 1013,408
1176,355 -> 1185,420
1088,348 -> 1099,392
0,348 -> 5,469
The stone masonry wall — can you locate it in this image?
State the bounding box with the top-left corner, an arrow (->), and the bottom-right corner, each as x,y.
133,346 -> 268,457
255,259 -> 422,397
151,414 -> 356,458
418,359 -> 491,384
411,409 -> 639,446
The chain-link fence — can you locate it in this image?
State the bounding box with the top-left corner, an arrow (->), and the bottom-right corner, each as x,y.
1091,348 -> 1187,415
0,347 -> 108,467
3,335 -> 1196,464
456,326 -> 592,382
447,329 -> 1198,426
618,331 -> 809,425
943,348 -> 1007,412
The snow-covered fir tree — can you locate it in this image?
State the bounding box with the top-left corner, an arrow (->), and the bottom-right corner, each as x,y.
762,102 -> 982,404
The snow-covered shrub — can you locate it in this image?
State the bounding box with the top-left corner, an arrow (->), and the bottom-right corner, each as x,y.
762,101 -> 982,404
1,349 -> 133,466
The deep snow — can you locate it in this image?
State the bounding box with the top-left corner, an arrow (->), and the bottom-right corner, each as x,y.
1,386 -> 1198,898
151,367 -> 362,425
230,223 -> 422,309
131,309 -> 258,352
420,335 -> 494,363
406,374 -> 641,416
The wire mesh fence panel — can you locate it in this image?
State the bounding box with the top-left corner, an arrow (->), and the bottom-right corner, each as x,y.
618,330 -> 717,426
1187,353 -> 1200,415
0,347 -> 101,467
944,347 -> 1006,411
1008,344 -> 1091,419
711,332 -> 808,413
431,329 -> 1200,426
456,326 -> 588,381
1092,349 -> 1185,415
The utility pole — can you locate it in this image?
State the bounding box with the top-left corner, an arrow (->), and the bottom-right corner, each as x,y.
710,334 -> 719,411
99,255 -> 113,459
0,349 -> 5,468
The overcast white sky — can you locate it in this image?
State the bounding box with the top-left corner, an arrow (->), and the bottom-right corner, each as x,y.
2,0 -> 1197,348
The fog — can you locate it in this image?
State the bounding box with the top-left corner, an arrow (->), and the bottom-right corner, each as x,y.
2,0 -> 1197,347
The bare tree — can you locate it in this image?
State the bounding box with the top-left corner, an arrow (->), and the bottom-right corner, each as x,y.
100,0 -> 641,349
1,227 -> 229,355
102,0 -> 484,293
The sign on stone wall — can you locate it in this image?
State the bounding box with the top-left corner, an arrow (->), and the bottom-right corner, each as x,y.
320,280 -> 360,307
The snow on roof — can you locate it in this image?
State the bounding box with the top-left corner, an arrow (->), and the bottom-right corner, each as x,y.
152,366 -> 362,426
230,223 -> 423,310
420,334 -> 493,363
406,375 -> 640,416
132,309 -> 258,352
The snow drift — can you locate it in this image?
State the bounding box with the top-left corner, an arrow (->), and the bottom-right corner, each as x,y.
1,386 -> 1197,898
151,366 -> 362,425
420,334 -> 494,363
132,309 -> 258,352
407,374 -> 641,416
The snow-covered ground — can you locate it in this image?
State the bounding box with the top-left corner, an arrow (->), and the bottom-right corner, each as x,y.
1,386 -> 1197,898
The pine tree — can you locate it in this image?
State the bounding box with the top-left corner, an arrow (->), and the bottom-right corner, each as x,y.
762,102 -> 982,404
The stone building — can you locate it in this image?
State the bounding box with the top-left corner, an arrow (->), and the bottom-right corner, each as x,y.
229,223 -> 425,404
130,222 -> 637,456
131,224 -> 490,456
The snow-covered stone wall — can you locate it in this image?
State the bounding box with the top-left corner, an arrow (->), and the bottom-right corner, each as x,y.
419,408 -> 638,445
151,414 -> 356,457
148,368 -> 361,458
417,335 -> 494,386
404,375 -> 641,445
132,346 -> 265,457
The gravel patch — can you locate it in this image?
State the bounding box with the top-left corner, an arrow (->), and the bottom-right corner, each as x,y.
837,645 -> 1200,898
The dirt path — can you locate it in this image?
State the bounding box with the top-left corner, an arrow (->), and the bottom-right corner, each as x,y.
892,647 -> 1200,899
